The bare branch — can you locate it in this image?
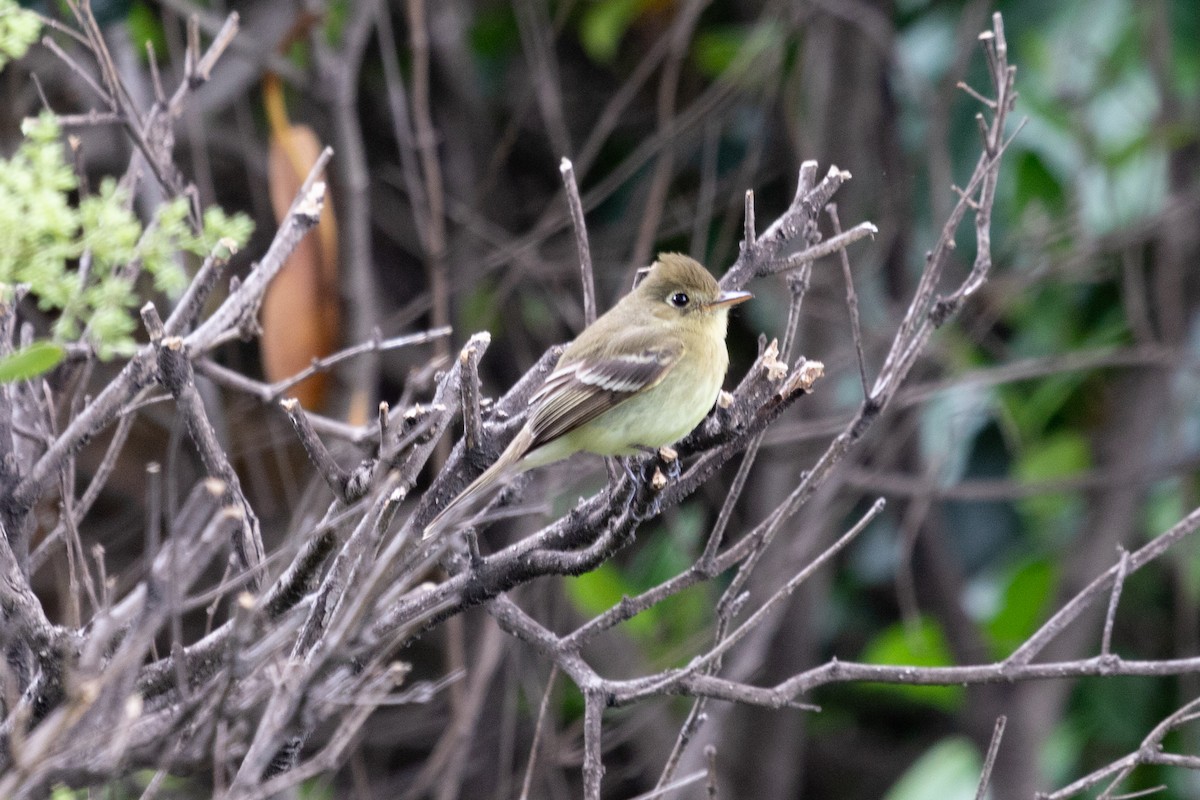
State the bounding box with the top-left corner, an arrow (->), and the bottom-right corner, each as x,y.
560,157 -> 596,326
187,160 -> 331,350
975,716 -> 1007,800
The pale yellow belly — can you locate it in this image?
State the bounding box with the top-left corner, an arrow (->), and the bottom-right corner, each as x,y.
524,360 -> 724,467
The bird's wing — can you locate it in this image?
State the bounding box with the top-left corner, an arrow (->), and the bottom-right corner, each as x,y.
526,338 -> 683,449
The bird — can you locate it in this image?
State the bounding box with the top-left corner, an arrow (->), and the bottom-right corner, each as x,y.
423,253 -> 751,538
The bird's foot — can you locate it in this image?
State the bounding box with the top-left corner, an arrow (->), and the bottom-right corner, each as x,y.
615,448 -> 680,521
616,457 -> 640,516
633,476 -> 666,521
656,445 -> 682,482
629,449 -> 678,522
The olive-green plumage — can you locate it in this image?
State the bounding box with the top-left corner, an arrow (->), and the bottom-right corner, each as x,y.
424,253 -> 750,538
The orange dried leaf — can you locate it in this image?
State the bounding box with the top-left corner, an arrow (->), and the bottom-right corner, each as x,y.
262,123 -> 339,411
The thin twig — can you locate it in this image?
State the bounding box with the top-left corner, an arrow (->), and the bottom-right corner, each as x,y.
827,204 -> 870,398
560,158 -> 596,325
755,221 -> 878,277
518,665 -> 559,800
974,716 -> 1007,800
281,398 -> 353,499
1101,547 -> 1130,658
188,150 -> 332,349
375,0 -> 429,238
405,0 -> 450,338
271,328 -> 452,401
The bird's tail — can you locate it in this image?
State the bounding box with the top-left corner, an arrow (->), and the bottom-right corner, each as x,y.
423,428 -> 534,540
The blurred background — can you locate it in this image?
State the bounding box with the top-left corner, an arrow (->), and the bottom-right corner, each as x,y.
4,0 -> 1200,797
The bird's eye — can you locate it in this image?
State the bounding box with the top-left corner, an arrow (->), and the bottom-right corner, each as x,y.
669,292 -> 690,307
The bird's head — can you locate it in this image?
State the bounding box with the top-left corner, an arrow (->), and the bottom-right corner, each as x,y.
634,253 -> 752,323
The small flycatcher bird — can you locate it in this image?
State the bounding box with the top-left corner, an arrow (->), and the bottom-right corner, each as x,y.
424,253 -> 751,537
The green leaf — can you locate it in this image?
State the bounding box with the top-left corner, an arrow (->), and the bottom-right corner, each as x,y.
565,562 -> 654,639
0,0 -> 41,69
579,0 -> 640,63
692,27 -> 746,78
884,737 -> 981,800
859,617 -> 963,711
919,382 -> 994,486
563,509 -> 709,652
1148,482 -> 1200,606
1014,150 -> 1067,216
323,0 -> 348,46
1085,68 -> 1157,160
1074,675 -> 1161,750
0,341 -> 64,382
691,23 -> 785,83
1078,149 -> 1168,235
469,5 -> 518,61
626,507 -> 709,653
298,776 -> 336,800
984,558 -> 1057,656
459,277 -> 501,334
127,1 -> 167,62
1000,371 -> 1083,440
1014,432 -> 1090,540
199,205 -> 254,254
1015,432 -> 1089,484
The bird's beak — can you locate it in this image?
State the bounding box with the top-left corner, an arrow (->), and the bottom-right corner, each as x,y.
707,290 -> 753,310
